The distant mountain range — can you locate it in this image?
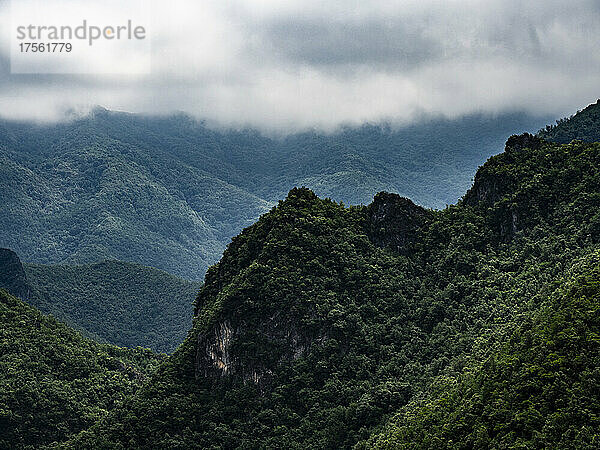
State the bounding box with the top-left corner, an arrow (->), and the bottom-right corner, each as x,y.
0,109 -> 550,279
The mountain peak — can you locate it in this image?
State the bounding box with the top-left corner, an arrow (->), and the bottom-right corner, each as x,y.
505,133 -> 543,152
367,192 -> 431,253
283,186 -> 320,206
463,133 -> 546,209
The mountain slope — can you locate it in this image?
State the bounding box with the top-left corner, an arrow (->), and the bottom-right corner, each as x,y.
0,249 -> 201,353
70,134 -> 600,448
0,109 -> 549,279
538,99 -> 600,143
0,289 -> 163,449
0,248 -> 30,301
370,251 -> 600,449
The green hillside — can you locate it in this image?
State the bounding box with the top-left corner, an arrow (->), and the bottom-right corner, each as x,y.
23,260 -> 202,353
369,252 -> 600,448
538,99 -> 600,143
68,133 -> 600,448
0,109 -> 548,279
0,249 -> 201,353
0,289 -> 163,449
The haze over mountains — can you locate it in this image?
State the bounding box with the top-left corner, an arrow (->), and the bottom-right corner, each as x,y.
0,109 -> 550,279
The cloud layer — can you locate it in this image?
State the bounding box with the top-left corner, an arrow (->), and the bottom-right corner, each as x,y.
1,0 -> 599,131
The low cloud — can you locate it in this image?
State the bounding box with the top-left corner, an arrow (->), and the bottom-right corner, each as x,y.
0,0 -> 599,131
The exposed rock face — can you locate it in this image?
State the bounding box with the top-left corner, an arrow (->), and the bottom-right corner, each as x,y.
197,320 -> 235,378
195,315 -> 317,389
0,248 -> 30,300
367,192 -> 431,254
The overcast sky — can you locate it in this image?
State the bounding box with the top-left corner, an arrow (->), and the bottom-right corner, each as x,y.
0,0 -> 599,131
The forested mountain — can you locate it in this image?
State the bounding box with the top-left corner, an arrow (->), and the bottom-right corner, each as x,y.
538,99 -> 600,143
0,249 -> 201,353
0,248 -> 30,301
0,289 -> 163,449
0,109 -> 548,279
65,131 -> 600,448
370,253 -> 600,448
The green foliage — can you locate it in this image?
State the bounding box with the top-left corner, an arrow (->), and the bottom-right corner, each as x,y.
370,251 -> 600,449
0,249 -> 201,353
538,99 -> 600,144
0,289 -> 163,449
22,260 -> 202,353
67,137 -> 600,448
0,109 -> 548,279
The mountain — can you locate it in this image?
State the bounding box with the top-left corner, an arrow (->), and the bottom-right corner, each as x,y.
0,248 -> 30,301
538,99 -> 600,143
0,289 -> 162,449
0,109 -> 549,279
68,132 -> 600,448
0,249 -> 201,353
370,253 -> 600,448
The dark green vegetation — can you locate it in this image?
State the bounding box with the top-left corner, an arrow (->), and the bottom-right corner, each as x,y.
0,249 -> 201,353
66,132 -> 600,448
0,248 -> 30,301
0,109 -> 548,279
370,253 -> 600,448
0,289 -> 163,449
538,99 -> 600,143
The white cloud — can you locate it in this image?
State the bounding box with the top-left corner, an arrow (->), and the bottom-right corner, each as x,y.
0,0 -> 599,130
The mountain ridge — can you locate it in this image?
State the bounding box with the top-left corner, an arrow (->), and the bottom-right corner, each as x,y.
0,110 -> 550,279
538,99 -> 600,143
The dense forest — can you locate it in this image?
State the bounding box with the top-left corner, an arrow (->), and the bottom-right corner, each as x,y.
538,99 -> 600,143
0,109 -> 548,279
59,127 -> 600,447
0,289 -> 163,449
2,104 -> 600,448
0,249 -> 201,353
370,250 -> 600,448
